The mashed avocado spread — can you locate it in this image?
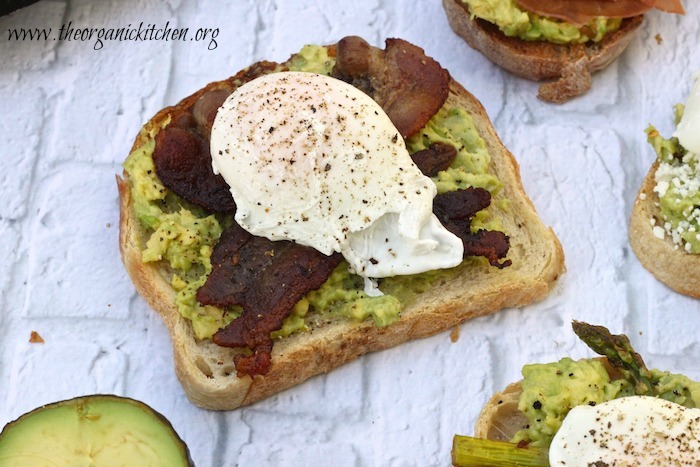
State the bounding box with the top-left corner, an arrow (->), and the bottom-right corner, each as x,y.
462,0 -> 622,44
123,45 -> 506,341
513,357 -> 700,447
646,104 -> 700,254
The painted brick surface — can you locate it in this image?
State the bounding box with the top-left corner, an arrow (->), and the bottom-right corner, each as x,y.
1,1 -> 699,465
23,162 -> 131,318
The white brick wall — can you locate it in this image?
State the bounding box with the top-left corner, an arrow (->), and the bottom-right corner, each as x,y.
1,1 -> 698,465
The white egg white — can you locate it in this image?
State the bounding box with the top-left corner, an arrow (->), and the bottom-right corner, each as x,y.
674,72 -> 700,154
549,396 -> 700,466
210,72 -> 464,294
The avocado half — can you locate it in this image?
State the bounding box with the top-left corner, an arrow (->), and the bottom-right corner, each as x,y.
0,395 -> 194,466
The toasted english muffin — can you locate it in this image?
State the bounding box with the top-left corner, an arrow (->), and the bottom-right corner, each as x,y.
630,160 -> 700,298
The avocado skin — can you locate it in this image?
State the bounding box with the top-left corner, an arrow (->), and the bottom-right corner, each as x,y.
0,394 -> 195,467
0,0 -> 41,17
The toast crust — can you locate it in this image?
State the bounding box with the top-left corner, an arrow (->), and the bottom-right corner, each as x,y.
629,161 -> 700,298
474,381 -> 525,441
442,0 -> 643,103
119,55 -> 565,410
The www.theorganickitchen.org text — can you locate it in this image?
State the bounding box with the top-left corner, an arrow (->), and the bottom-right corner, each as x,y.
6,21 -> 219,50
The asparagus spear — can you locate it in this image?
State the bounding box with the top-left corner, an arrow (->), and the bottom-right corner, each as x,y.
452,435 -> 549,467
571,321 -> 657,396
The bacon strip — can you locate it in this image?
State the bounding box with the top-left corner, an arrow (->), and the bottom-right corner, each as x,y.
410,143 -> 457,177
196,223 -> 343,377
332,36 -> 450,139
434,188 -> 511,268
516,0 -> 684,26
151,62 -> 281,214
650,0 -> 684,14
153,124 -> 237,214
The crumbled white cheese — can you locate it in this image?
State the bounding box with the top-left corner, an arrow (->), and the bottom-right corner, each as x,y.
653,226 -> 666,239
653,149 -> 700,252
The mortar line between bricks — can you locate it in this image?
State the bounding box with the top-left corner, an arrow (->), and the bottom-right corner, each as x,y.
616,52 -> 651,351
5,86 -> 52,338
251,0 -> 271,59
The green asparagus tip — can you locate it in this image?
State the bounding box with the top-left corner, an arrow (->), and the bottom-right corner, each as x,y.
571,321 -> 656,396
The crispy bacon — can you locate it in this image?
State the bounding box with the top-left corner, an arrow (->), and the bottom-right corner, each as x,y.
151,61 -> 281,214
197,223 -> 343,377
516,0 -> 684,26
192,89 -> 230,136
434,188 -> 511,268
332,36 -> 450,139
410,143 -> 457,177
152,125 -> 237,213
650,0 -> 685,14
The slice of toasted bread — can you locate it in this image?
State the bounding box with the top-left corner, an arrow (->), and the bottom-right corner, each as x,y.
442,0 -> 643,103
118,46 -> 565,410
629,160 -> 700,298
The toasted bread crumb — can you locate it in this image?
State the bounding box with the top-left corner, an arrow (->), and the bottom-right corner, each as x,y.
29,331 -> 45,344
450,324 -> 460,343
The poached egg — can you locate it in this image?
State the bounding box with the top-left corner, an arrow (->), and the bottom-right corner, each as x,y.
549,396 -> 700,466
210,72 -> 464,294
674,73 -> 700,154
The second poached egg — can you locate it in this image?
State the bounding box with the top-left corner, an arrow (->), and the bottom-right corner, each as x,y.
549,396 -> 700,466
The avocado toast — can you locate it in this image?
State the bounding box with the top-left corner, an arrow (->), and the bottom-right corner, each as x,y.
118,36 -> 564,410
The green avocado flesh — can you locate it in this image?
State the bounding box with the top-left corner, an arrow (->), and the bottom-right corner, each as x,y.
123,44 -> 507,341
646,104 -> 700,254
462,0 -> 622,44
512,357 -> 700,448
0,395 -> 192,467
